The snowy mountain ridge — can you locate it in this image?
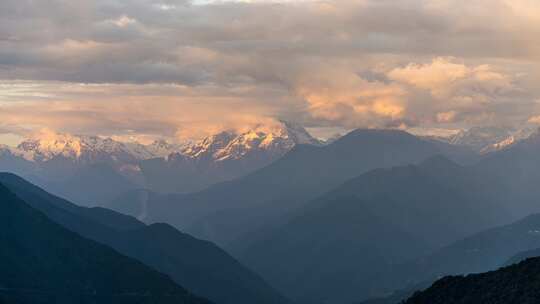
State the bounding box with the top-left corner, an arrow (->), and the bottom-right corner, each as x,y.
446,126 -> 536,154
0,121 -> 322,164
180,121 -> 322,162
14,133 -> 154,163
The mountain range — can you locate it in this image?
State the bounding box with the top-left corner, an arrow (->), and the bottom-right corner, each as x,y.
0,173 -> 288,304
238,156 -> 508,303
104,127 -> 540,304
107,129 -> 477,248
396,213 -> 540,286
344,129 -> 540,303
1,124 -> 533,208
357,211 -> 540,304
140,121 -> 322,193
4,124 -> 540,304
0,180 -> 210,304
0,121 -> 322,205
444,126 -> 535,154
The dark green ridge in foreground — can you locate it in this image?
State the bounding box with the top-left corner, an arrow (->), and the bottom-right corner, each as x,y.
0,172 -> 289,304
0,182 -> 210,304
505,247 -> 540,266
404,257 -> 540,304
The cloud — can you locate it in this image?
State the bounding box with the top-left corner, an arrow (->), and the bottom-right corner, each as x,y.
290,57 -> 529,129
293,66 -> 408,128
388,58 -> 514,99
388,58 -> 470,96
528,115 -> 540,124
385,57 -> 524,126
0,0 -> 540,140
0,81 -> 286,141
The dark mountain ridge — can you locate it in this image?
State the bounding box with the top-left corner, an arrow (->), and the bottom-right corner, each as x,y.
109,129 -> 472,248
404,257 -> 540,304
238,155 -> 508,304
0,172 -> 289,304
0,181 -> 209,304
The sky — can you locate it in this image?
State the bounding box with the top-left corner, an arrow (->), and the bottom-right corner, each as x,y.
1,0 -> 540,145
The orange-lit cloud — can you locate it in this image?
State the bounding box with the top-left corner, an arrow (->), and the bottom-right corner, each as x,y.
0,81 -> 286,142
1,0 -> 540,141
295,67 -> 407,128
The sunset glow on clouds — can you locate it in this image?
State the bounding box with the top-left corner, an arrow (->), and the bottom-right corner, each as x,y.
1,0 -> 540,143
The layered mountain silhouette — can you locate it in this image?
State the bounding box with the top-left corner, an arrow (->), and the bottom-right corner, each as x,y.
0,146 -> 36,177
107,128 -> 540,303
404,257 -> 540,304
393,213 -> 540,289
109,129 -> 475,248
41,163 -> 140,206
0,181 -> 210,304
473,129 -> 540,219
140,121 -> 322,193
239,156 -> 508,304
446,126 -> 534,153
0,122 -> 322,206
6,126 -> 540,304
0,173 -> 289,304
356,212 -> 540,304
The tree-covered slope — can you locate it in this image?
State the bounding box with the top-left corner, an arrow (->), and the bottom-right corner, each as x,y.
404,257 -> 540,304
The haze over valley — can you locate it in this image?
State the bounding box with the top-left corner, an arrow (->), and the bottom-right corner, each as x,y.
2,1 -> 540,304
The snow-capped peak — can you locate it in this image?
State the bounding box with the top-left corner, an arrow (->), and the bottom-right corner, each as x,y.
280,120 -> 322,145
447,126 -> 535,153
180,121 -> 321,162
4,121 -> 320,165
181,131 -> 237,160
15,130 -> 160,163
146,139 -> 185,158
17,131 -> 84,161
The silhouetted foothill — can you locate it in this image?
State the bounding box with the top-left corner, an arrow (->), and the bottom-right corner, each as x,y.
404,257 -> 540,304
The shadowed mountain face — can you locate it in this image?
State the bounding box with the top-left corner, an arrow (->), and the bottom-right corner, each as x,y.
392,213 -> 540,289
354,213 -> 540,304
361,131 -> 540,302
0,147 -> 36,177
0,181 -> 210,304
104,129 -> 540,304
0,173 -> 289,304
241,196 -> 428,304
404,257 -> 540,304
9,128 -> 539,304
108,129 -> 471,248
473,130 -> 540,219
239,156 -> 509,304
40,163 -> 140,206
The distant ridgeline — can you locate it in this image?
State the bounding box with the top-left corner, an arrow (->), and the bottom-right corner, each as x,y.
0,121 -> 322,205
108,128 -> 540,304
3,127 -> 540,304
0,173 -> 289,304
